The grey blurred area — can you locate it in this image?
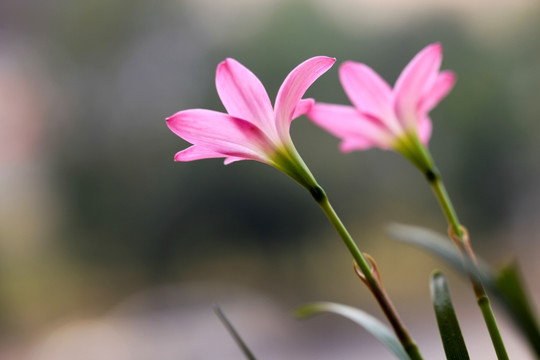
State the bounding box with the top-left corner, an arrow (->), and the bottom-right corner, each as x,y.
1,0 -> 540,358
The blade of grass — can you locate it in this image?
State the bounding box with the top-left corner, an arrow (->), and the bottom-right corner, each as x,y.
215,306 -> 257,360
296,301 -> 409,360
496,262 -> 540,356
431,271 -> 470,360
388,223 -> 493,286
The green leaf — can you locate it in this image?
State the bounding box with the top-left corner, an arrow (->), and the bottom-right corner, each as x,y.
430,270 -> 470,360
387,224 -> 495,287
495,262 -> 540,356
215,306 -> 257,360
296,302 -> 409,360
388,223 -> 540,359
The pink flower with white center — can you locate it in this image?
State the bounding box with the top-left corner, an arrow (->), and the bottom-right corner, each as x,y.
166,56 -> 335,189
308,43 -> 455,170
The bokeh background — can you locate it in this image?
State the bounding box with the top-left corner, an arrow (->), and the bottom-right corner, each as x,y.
1,0 -> 540,358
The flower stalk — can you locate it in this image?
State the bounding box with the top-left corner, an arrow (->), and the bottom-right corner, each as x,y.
376,128 -> 508,359
417,143 -> 509,360
403,133 -> 508,358
312,185 -> 423,360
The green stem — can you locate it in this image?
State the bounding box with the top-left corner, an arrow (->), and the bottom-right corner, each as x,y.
312,185 -> 423,360
278,145 -> 423,358
430,176 -> 462,238
419,146 -> 509,360
478,295 -> 510,360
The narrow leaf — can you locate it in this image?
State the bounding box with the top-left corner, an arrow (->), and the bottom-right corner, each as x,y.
215,306 -> 257,360
388,223 -> 540,359
387,224 -> 494,287
296,302 -> 409,360
495,262 -> 540,356
430,270 -> 470,360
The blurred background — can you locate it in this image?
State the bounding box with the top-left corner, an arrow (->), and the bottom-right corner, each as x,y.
1,0 -> 540,358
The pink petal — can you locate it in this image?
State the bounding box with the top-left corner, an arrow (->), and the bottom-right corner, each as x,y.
174,146 -> 224,162
274,56 -> 335,139
339,138 -> 374,152
166,109 -> 271,162
292,98 -> 315,120
418,116 -> 433,145
308,103 -> 395,150
215,58 -> 274,131
224,156 -> 245,165
418,70 -> 456,115
394,43 -> 443,129
339,61 -> 393,119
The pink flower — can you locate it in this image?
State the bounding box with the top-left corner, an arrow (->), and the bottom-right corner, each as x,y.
167,56 -> 335,188
308,43 -> 455,164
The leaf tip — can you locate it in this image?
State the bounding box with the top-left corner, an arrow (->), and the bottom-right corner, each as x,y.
295,304 -> 317,319
430,269 -> 447,294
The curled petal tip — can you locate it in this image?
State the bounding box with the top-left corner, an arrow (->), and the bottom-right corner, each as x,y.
223,58 -> 234,65
310,56 -> 336,67
414,42 -> 443,62
444,72 -> 457,89
312,55 -> 335,61
221,58 -> 240,67
165,110 -> 189,128
216,58 -> 235,73
165,113 -> 179,127
437,70 -> 457,87
326,57 -> 337,67
216,60 -> 226,73
445,70 -> 457,82
428,42 -> 443,54
292,98 -> 315,120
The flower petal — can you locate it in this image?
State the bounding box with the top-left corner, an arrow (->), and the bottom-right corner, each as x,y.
339,138 -> 374,152
215,58 -> 274,131
292,98 -> 315,120
174,146 -> 224,162
274,56 -> 335,139
394,43 -> 442,129
308,103 -> 395,150
166,109 -> 271,162
418,70 -> 456,115
339,61 -> 393,119
224,156 -> 245,165
418,116 -> 433,145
